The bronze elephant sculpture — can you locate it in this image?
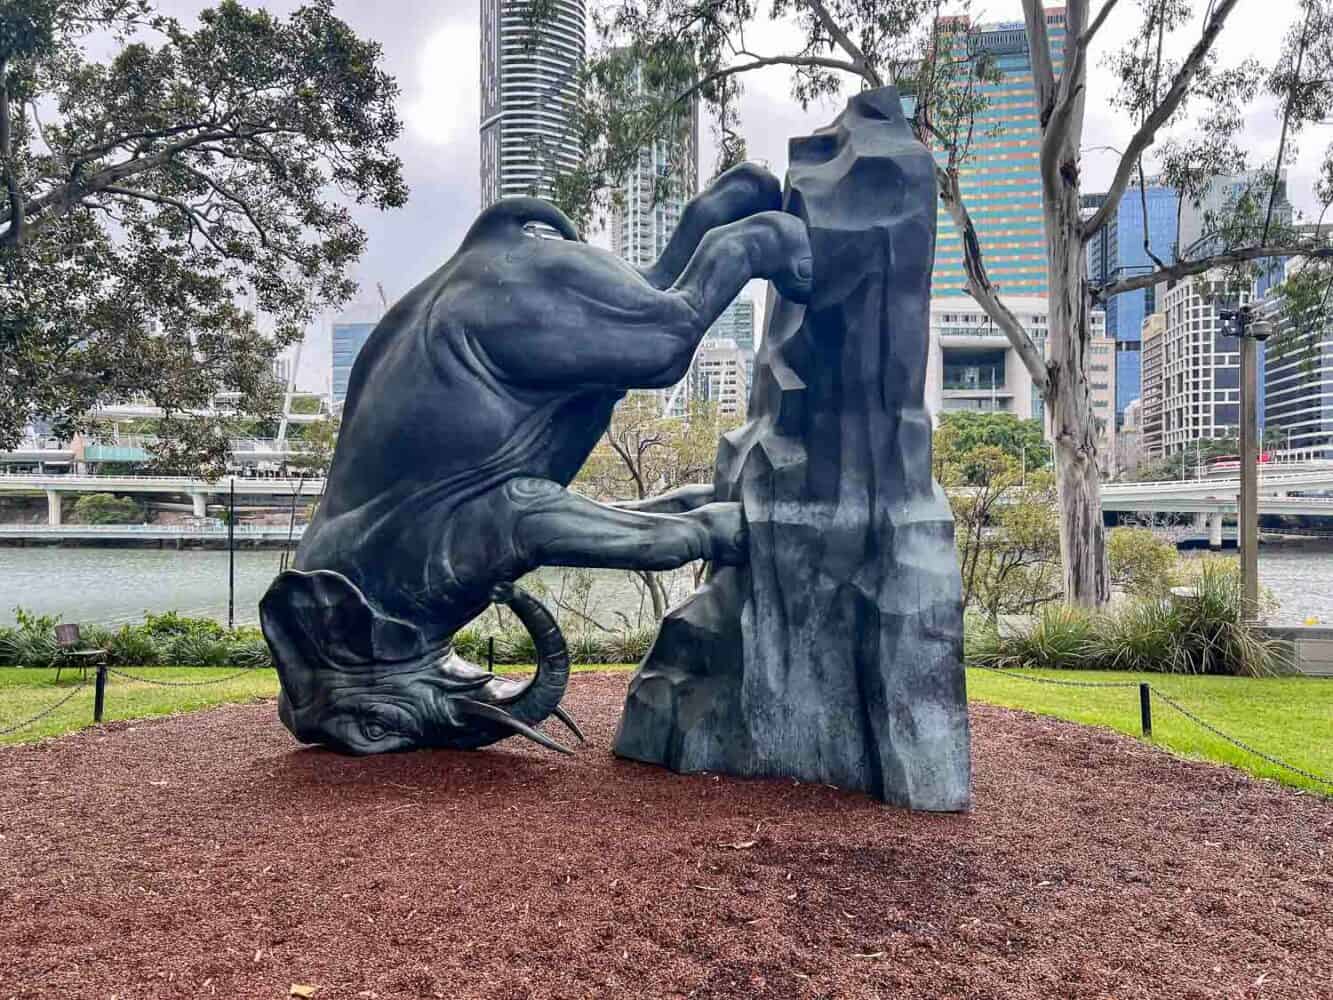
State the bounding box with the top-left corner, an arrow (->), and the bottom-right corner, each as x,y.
260,164 -> 813,755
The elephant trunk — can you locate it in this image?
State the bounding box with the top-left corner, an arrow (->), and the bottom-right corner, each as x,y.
490,582 -> 570,726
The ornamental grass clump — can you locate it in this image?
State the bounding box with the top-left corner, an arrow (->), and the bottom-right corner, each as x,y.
969,605 -> 1099,672
970,561 -> 1279,677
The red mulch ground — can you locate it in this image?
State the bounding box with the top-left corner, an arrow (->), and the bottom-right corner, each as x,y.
1,673 -> 1329,1000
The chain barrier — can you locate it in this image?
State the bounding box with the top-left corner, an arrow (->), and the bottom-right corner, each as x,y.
107,666 -> 264,688
972,664 -> 1333,791
970,664 -> 1142,688
0,680 -> 89,737
1151,690 -> 1333,791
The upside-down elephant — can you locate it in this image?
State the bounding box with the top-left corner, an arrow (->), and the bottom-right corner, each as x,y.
259,164 -> 813,756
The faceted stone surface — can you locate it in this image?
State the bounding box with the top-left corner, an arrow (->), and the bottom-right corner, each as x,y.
613,87 -> 971,810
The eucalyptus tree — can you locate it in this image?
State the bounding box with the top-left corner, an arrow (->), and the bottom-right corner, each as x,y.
0,0 -> 405,474
553,0 -> 1333,606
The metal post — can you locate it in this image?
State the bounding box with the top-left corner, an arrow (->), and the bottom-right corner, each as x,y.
487,636 -> 495,673
94,663 -> 107,723
1239,332 -> 1260,619
228,477 -> 236,630
1139,683 -> 1152,737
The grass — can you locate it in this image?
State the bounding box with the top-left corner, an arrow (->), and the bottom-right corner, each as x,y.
0,664 -> 635,747
968,667 -> 1333,795
3,664 -> 1330,797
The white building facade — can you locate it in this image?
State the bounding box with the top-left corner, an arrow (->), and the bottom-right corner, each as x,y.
479,0 -> 586,207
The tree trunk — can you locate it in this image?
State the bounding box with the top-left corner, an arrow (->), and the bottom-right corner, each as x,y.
1045,180 -> 1111,607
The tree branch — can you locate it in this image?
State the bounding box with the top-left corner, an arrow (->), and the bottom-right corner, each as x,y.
1080,0 -> 1123,46
1099,243 -> 1333,297
1081,0 -> 1243,240
102,183 -> 230,256
0,59 -> 25,248
1021,0 -> 1058,120
1263,0 -> 1313,242
804,0 -> 884,86
0,125 -> 274,239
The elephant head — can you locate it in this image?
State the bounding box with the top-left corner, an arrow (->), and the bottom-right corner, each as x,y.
260,571 -> 581,755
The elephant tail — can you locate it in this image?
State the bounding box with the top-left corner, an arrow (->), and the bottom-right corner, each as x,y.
462,197 -> 581,243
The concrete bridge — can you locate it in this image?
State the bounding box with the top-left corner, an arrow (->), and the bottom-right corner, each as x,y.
0,473 -> 325,524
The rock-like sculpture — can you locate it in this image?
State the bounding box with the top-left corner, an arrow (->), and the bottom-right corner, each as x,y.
613,88 -> 971,811
259,166 -> 814,755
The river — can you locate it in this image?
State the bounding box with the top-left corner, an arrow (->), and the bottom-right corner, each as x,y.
2,542 -> 1332,629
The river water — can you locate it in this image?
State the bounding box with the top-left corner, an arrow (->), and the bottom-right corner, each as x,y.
0,548 -> 695,631
2,543 -> 1332,628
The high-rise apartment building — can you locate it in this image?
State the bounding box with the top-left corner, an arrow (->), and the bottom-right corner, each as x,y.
931,9 -> 1067,297
1153,272 -> 1250,455
1261,269 -> 1333,461
1140,310 -> 1166,459
707,296 -> 755,351
610,57 -> 698,267
691,338 -> 753,418
479,0 -> 586,207
1083,185 -> 1180,425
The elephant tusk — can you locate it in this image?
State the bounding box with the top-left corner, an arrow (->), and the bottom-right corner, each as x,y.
551,706 -> 586,743
455,698 -> 573,755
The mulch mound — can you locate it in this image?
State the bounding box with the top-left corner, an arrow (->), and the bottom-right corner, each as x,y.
1,673 -> 1329,1000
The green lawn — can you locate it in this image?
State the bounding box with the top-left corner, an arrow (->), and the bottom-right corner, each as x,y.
3,665 -> 1329,796
968,668 -> 1333,795
0,663 -> 633,746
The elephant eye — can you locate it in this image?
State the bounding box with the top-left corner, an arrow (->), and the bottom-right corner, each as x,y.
360,715 -> 392,742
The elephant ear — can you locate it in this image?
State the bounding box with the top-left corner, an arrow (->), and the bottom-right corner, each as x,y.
259,570 -> 427,713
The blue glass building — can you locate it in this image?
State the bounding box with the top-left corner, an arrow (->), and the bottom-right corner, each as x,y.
931,11 -> 1067,298
331,321 -> 377,405
1084,186 -> 1180,426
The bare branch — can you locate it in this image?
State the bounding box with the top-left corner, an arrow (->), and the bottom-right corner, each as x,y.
1081,0 -> 1244,241
804,0 -> 884,87
1020,0 -> 1058,119
1081,0 -> 1123,45
1264,0 -> 1313,242
1099,244 -> 1333,297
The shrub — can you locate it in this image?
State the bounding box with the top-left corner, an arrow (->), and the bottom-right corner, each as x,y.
106,627 -> 162,666
70,493 -> 144,525
969,605 -> 1098,672
140,611 -> 225,640
1107,527 -> 1181,600
602,627 -> 656,665
229,637 -> 274,668
165,633 -> 232,667
1166,561 -> 1278,677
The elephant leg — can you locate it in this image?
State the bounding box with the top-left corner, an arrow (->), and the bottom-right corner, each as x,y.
638,163 -> 783,290
448,478 -> 744,584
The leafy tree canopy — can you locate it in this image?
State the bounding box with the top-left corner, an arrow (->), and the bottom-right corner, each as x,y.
934,411 -> 1050,485
0,0 -> 405,474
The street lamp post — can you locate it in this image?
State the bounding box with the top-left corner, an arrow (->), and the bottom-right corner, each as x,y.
1217,303 -> 1273,619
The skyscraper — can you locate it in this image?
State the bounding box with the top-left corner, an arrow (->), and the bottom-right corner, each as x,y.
330,303 -> 383,407
931,9 -> 1067,298
610,56 -> 698,267
479,0 -> 587,207
1261,262 -> 1333,461
707,296 -> 755,351
1083,185 -> 1180,425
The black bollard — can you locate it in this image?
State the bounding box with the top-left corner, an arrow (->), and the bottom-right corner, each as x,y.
487,636 -> 495,673
1139,683 -> 1152,738
94,663 -> 107,723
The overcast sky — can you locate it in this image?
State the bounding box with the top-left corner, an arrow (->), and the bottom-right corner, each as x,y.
153,1 -> 1325,389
